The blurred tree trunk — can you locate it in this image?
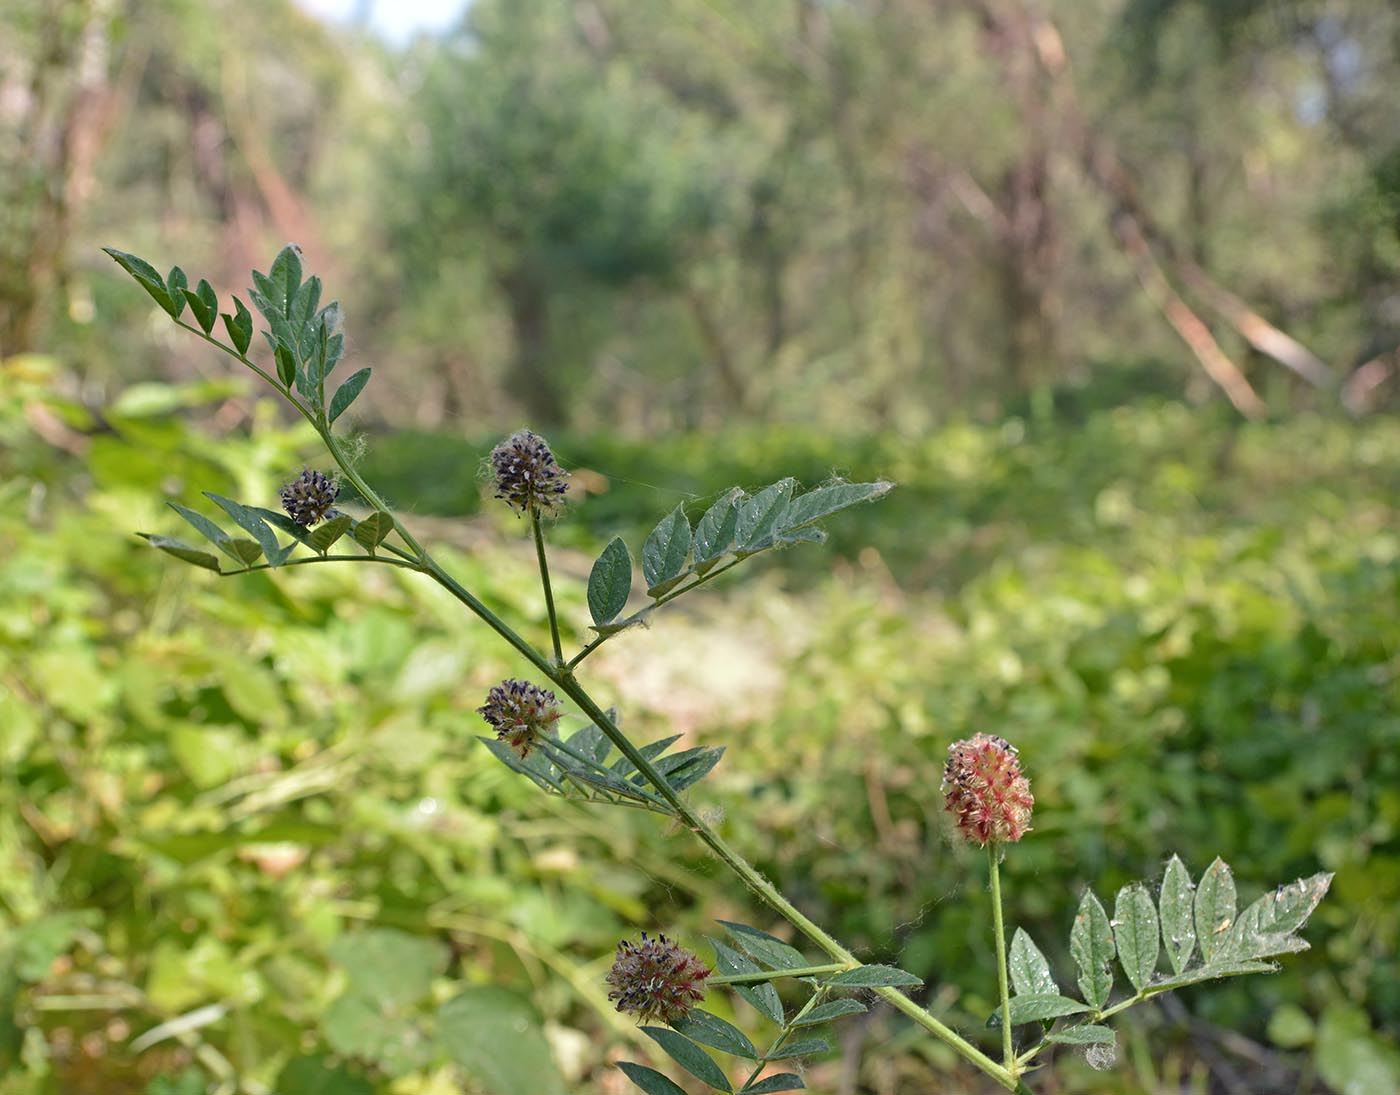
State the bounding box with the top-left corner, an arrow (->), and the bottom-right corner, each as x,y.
498,264 -> 566,426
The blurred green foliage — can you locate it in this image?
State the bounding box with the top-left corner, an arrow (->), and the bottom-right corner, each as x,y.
3,359 -> 1397,1092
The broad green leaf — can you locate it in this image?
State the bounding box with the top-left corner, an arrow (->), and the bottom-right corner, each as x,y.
693,489 -> 741,571
322,996 -> 431,1078
327,928 -> 447,1006
352,511 -> 394,551
440,987 -> 568,1095
223,297 -> 253,354
478,737 -> 565,792
103,247 -> 178,317
827,964 -> 921,989
1114,884 -> 1159,993
264,244 -> 303,317
709,938 -> 783,1023
309,514 -> 353,553
718,921 -> 808,972
275,342 -> 297,388
1046,1025 -> 1116,1047
779,481 -> 894,534
643,505 -> 693,595
674,1010 -> 757,1059
166,266 -> 188,316
735,479 -> 795,554
640,1027 -> 731,1092
1220,872 -> 1332,962
792,999 -> 867,1025
275,1055 -> 374,1095
660,746 -> 725,791
564,723 -> 612,765
181,280 -> 218,334
988,994 -> 1091,1027
742,1075 -> 804,1093
588,537 -> 632,625
610,734 -> 681,779
329,367 -> 371,423
1070,890 -> 1115,1010
204,492 -> 282,564
138,534 -> 220,572
764,1038 -> 827,1061
1194,858 -> 1236,963
617,1063 -> 687,1095
1159,855 -> 1196,974
1009,928 -> 1058,997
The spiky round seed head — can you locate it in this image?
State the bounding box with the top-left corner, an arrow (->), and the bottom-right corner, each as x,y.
279,468 -> 339,527
605,933 -> 711,1026
942,733 -> 1034,846
477,678 -> 561,758
489,430 -> 569,516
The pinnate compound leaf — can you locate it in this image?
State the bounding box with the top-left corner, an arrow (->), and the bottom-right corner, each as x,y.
138,534 -> 220,572
1159,855 -> 1197,974
167,502 -> 249,563
693,489 -> 741,570
329,367 -> 371,423
792,999 -> 868,1026
309,514 -> 353,554
103,247 -> 178,317
741,1075 -> 804,1093
1149,960 -> 1276,991
478,737 -> 565,793
610,734 -> 681,779
827,964 -> 921,989
735,479 -> 794,554
1195,858 -> 1237,963
440,987 -> 568,1095
710,938 -> 783,1023
589,537 -> 632,625
1009,928 -> 1058,996
617,1063 -> 687,1095
988,994 -> 1091,1027
718,921 -> 808,972
641,1027 -> 732,1092
778,480 -> 893,534
1114,883 -> 1160,993
1070,890 -> 1115,1010
204,492 -> 283,564
643,505 -> 692,595
1046,1025 -> 1116,1047
674,1010 -> 757,1059
565,723 -> 612,766
223,297 -> 254,355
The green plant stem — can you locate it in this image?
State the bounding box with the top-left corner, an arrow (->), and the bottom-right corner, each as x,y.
532,510 -> 565,666
709,964 -> 847,985
989,845 -> 1015,1076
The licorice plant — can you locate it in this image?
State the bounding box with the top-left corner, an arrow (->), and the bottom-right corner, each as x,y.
107,244 -> 1332,1094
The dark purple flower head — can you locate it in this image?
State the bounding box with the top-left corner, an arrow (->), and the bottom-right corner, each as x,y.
489,430 -> 568,516
478,678 -> 561,758
279,469 -> 338,527
605,933 -> 711,1026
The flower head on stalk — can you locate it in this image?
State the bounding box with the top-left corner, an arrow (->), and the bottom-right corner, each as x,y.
477,678 -> 561,758
489,430 -> 569,516
605,933 -> 711,1025
942,733 -> 1034,846
279,469 -> 339,527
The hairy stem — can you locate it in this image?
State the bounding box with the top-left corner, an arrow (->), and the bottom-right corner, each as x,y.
532,510 -> 565,666
709,964 -> 847,985
989,846 -> 1015,1075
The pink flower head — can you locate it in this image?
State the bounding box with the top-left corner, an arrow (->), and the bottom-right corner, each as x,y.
942,733 -> 1034,846
605,933 -> 711,1026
